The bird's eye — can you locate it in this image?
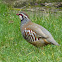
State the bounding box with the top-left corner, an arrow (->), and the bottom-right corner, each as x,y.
19,14 -> 21,15
19,14 -> 23,17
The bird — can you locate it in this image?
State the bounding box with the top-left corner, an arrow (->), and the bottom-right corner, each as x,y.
16,12 -> 59,47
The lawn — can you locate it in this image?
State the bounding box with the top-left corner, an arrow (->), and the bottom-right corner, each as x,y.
0,1 -> 62,62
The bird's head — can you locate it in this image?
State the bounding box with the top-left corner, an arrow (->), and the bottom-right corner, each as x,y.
16,12 -> 30,24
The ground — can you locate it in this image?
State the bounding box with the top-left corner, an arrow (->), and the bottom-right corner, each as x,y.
0,0 -> 62,62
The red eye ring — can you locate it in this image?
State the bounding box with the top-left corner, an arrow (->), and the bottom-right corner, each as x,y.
16,14 -> 23,16
19,14 -> 23,16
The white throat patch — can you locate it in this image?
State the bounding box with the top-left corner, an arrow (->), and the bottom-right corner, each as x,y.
19,15 -> 22,20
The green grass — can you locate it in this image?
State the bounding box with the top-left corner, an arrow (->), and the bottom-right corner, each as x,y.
0,1 -> 62,62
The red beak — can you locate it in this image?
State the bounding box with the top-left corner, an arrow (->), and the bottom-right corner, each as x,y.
16,14 -> 19,16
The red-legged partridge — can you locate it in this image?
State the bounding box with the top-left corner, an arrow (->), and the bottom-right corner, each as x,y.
16,12 -> 59,47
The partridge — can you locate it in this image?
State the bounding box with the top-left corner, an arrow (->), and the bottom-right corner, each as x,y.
16,12 -> 59,47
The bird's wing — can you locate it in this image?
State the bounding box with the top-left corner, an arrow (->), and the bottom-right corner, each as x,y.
25,23 -> 59,46
25,24 -> 48,39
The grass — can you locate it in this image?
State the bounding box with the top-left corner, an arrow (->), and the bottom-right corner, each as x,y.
0,1 -> 62,62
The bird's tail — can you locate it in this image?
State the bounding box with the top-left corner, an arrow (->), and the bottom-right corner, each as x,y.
47,38 -> 59,46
